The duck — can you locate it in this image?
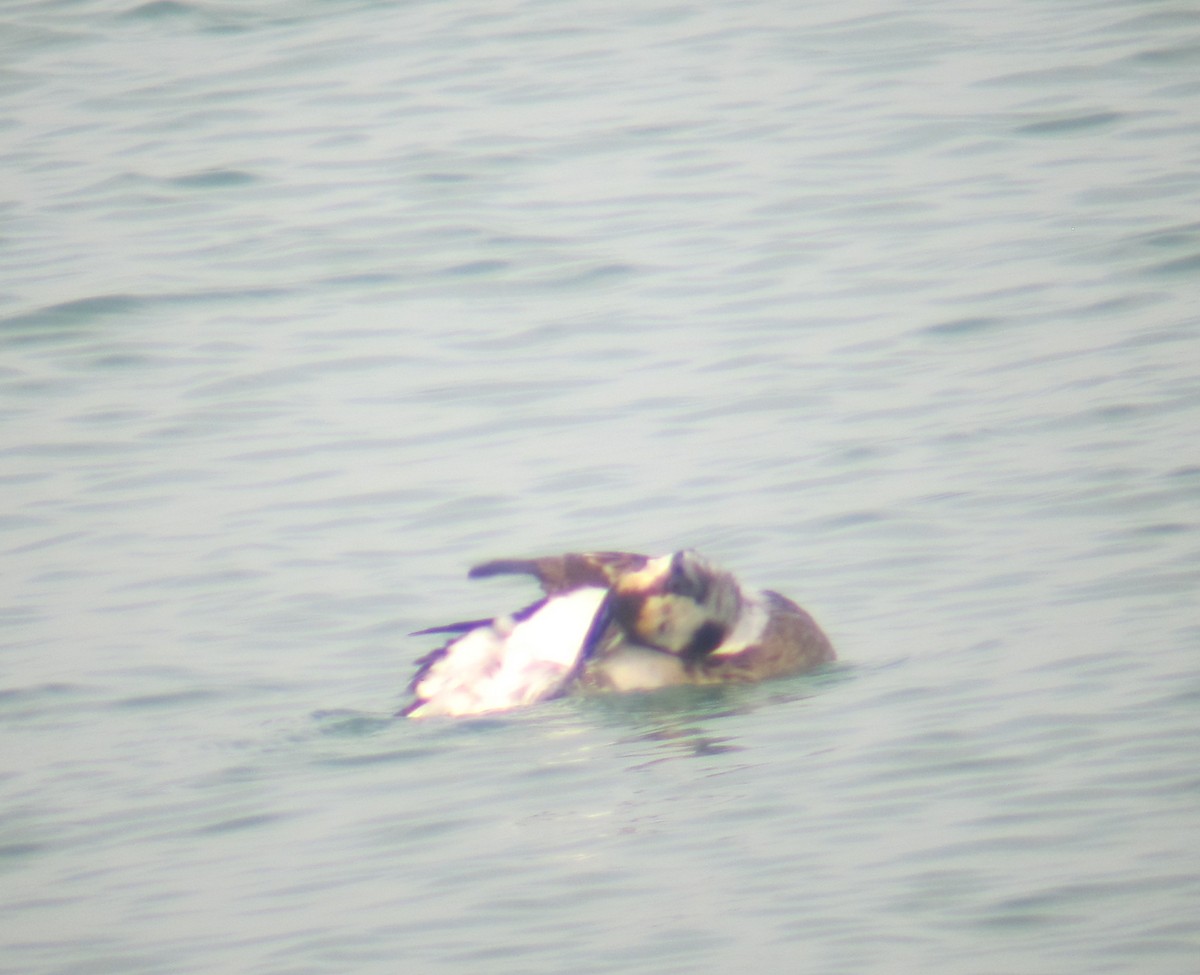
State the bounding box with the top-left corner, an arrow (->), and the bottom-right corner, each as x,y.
402,549 -> 834,718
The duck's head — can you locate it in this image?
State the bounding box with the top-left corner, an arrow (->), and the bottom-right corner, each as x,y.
609,549 -> 743,660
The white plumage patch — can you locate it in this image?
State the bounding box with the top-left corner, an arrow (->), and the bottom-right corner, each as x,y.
404,586 -> 609,718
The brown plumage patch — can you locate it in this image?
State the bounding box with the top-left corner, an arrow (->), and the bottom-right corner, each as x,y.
469,551 -> 650,594
687,591 -> 834,684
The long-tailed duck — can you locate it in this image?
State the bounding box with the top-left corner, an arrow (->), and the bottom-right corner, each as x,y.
402,549 -> 834,718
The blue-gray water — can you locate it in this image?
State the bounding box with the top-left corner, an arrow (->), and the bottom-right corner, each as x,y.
3,1 -> 1199,972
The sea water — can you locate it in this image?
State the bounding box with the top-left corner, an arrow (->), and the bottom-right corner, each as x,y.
2,1 -> 1198,972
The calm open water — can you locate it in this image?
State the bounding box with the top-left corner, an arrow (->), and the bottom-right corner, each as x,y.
3,1 -> 1199,973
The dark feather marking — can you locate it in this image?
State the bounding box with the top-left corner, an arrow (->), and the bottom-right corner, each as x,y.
578,590 -> 615,663
682,621 -> 727,662
468,559 -> 540,581
410,598 -> 548,637
402,643 -> 452,701
410,617 -> 493,637
509,597 -> 550,623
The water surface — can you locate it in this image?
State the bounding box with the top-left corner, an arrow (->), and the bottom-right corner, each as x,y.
2,1 -> 1198,973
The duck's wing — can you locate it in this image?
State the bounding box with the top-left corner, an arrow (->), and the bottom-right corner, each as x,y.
402,587 -> 612,718
468,551 -> 651,595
